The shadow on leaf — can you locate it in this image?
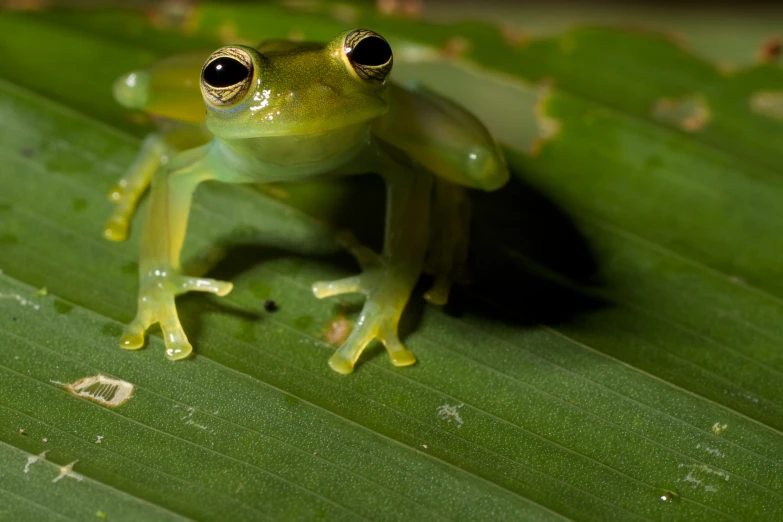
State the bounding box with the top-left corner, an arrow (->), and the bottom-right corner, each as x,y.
179,169 -> 606,361
453,173 -> 607,327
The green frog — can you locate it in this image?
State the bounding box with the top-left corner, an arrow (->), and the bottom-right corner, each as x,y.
107,29 -> 508,374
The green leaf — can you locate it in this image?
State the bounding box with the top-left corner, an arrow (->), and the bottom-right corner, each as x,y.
1,4 -> 782,521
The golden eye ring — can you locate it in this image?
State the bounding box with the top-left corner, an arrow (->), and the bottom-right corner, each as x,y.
344,29 -> 393,83
201,47 -> 254,107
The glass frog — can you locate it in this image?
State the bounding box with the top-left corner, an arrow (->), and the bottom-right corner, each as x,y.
107,29 -> 508,374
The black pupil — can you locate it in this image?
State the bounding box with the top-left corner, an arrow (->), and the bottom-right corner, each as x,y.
204,57 -> 249,88
349,37 -> 392,66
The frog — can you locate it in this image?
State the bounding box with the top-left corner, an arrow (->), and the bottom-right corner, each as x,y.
106,29 -> 508,374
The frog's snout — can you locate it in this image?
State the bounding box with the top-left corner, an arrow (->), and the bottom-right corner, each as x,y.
113,71 -> 150,110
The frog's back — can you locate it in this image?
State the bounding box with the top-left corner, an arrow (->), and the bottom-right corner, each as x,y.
374,83 -> 508,191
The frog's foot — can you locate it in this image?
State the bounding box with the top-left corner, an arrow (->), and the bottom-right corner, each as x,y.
423,179 -> 472,306
312,270 -> 416,374
423,264 -> 471,306
421,217 -> 471,306
120,274 -> 233,360
423,275 -> 452,306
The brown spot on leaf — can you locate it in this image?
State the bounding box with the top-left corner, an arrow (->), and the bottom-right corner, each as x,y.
442,37 -> 470,59
757,36 -> 781,64
331,4 -> 359,24
399,0 -> 422,18
2,0 -> 49,10
377,0 -> 421,18
281,0 -> 319,12
716,62 -> 737,76
750,91 -> 783,121
324,315 -> 352,345
217,23 -> 239,45
377,0 -> 396,15
500,24 -> 529,48
530,84 -> 561,157
145,0 -> 193,30
652,94 -> 710,133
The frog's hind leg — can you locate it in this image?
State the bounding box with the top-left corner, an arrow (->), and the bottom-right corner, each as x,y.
104,125 -> 209,242
423,177 -> 472,305
312,161 -> 432,374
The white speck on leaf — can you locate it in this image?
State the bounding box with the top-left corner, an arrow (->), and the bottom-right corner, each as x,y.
182,407 -> 212,432
24,450 -> 48,473
696,443 -> 725,458
436,403 -> 464,428
723,389 -> 759,404
52,460 -> 82,483
0,292 -> 40,310
676,463 -> 729,493
712,422 -> 728,435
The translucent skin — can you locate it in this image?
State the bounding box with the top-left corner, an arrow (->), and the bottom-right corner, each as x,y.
107,30 -> 509,374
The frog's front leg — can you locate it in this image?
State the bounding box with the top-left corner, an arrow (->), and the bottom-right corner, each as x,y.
313,161 -> 432,374
120,144 -> 248,360
104,125 -> 210,242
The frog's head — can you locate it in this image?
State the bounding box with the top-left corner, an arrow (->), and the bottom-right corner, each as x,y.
200,29 -> 393,139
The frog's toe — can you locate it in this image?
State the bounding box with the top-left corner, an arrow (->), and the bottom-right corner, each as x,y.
120,328 -> 146,350
423,260 -> 471,306
157,296 -> 193,360
423,275 -> 452,306
162,332 -> 193,361
176,277 -> 233,296
328,352 -> 357,375
380,328 -> 417,367
328,310 -> 416,374
120,307 -> 155,351
103,213 -> 131,242
312,275 -> 363,299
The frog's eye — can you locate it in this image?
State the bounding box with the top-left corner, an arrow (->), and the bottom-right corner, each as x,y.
344,29 -> 393,83
201,47 -> 254,107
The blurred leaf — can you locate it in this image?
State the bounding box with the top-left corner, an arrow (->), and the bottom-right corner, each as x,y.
0,3 -> 782,521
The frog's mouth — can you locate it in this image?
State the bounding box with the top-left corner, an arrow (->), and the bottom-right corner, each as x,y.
205,91 -> 388,139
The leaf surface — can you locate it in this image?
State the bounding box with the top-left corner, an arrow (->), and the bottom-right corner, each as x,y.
0,4 -> 781,521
